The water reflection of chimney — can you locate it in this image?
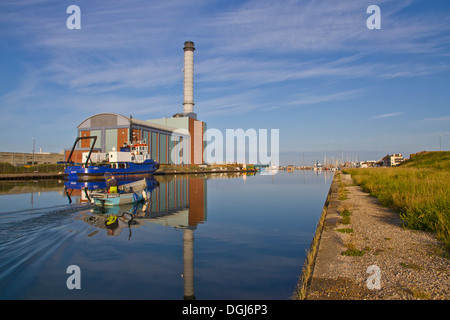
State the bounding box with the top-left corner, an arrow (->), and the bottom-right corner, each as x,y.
183,228 -> 195,300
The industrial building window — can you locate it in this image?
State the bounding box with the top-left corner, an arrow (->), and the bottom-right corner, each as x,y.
152,132 -> 158,161
159,133 -> 167,164
183,137 -> 189,165
169,136 -> 175,165
90,130 -> 102,150
142,131 -> 149,147
105,129 -> 117,153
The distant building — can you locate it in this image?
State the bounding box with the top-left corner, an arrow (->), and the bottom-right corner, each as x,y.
382,153 -> 404,167
358,160 -> 376,168
343,161 -> 355,168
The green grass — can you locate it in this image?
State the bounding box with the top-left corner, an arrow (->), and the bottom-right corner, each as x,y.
341,244 -> 366,256
336,228 -> 354,234
409,288 -> 430,299
338,182 -> 349,200
400,262 -> 422,270
341,208 -> 352,225
344,151 -> 450,250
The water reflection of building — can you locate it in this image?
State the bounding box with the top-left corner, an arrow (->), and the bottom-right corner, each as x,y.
76,174 -> 207,299
0,180 -> 65,209
146,175 -> 206,229
0,180 -> 64,195
146,175 -> 206,300
71,175 -> 207,230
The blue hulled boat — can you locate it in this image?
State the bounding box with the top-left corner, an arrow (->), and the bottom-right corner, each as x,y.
63,136 -> 160,181
64,159 -> 159,180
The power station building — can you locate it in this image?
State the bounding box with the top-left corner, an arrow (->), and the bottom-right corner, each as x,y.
65,41 -> 206,165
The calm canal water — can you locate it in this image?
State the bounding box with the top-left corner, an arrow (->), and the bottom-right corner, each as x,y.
0,170 -> 333,300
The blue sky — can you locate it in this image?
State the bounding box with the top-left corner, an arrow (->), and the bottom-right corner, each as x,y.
1,0 -> 450,165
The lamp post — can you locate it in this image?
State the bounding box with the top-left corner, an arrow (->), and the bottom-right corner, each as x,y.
32,137 -> 35,166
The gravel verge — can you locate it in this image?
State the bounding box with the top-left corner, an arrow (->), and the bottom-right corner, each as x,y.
305,173 -> 449,300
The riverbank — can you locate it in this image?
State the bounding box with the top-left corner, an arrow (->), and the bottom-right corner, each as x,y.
0,172 -> 65,180
295,172 -> 449,300
0,164 -> 258,180
344,151 -> 450,249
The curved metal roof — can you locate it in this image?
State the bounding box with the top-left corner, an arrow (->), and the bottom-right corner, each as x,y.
77,113 -> 187,136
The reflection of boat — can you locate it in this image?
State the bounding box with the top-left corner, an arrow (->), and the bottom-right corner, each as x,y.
242,164 -> 257,172
63,136 -> 160,181
79,175 -> 207,230
89,178 -> 149,207
91,199 -> 146,215
64,176 -> 159,203
83,210 -> 140,239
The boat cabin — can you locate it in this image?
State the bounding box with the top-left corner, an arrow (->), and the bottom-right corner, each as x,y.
131,143 -> 148,155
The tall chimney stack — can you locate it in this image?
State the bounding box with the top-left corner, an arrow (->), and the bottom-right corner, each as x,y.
183,41 -> 195,116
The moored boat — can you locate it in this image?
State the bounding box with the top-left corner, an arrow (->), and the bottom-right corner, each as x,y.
63,136 -> 160,180
313,161 -> 322,171
89,178 -> 149,207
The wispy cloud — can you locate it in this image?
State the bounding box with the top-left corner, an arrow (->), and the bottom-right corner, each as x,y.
372,112 -> 404,119
200,0 -> 450,55
196,89 -> 266,117
288,88 -> 369,106
3,0 -> 449,93
416,116 -> 450,122
1,0 -> 450,153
